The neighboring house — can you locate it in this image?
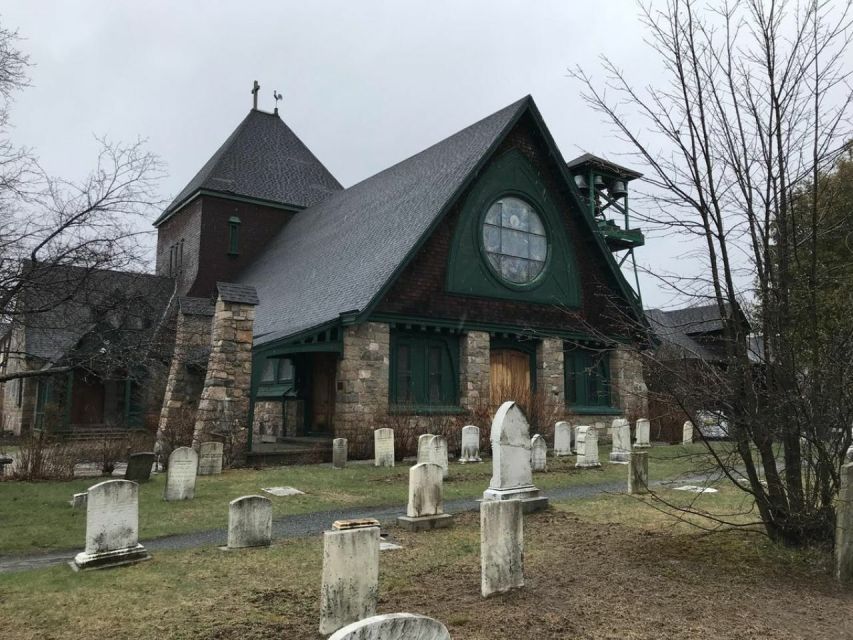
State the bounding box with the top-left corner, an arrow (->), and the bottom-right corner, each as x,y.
155,94 -> 651,463
0,263 -> 174,436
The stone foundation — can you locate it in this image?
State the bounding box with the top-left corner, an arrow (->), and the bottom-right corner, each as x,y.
252,400 -> 283,441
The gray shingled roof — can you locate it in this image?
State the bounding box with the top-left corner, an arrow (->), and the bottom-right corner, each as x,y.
216,282 -> 259,305
156,109 -> 342,223
240,97 -> 530,346
566,152 -> 643,180
178,296 -> 215,317
645,304 -> 732,361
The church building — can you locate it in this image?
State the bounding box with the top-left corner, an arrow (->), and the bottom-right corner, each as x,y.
154,91 -> 649,463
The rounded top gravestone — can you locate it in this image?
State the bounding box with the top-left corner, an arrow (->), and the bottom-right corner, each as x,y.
328,613 -> 451,640
488,401 -> 533,492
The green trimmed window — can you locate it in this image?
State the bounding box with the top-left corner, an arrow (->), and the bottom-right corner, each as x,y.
564,345 -> 612,410
228,216 -> 241,255
257,357 -> 295,397
390,332 -> 459,410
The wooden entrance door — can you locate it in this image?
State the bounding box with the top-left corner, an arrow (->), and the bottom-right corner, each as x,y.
71,374 -> 105,425
310,353 -> 337,434
490,349 -> 532,408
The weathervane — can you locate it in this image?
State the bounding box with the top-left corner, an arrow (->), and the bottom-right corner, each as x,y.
251,80 -> 260,110
273,90 -> 282,114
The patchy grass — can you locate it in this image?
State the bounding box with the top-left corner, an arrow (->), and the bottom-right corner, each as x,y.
0,443 -> 707,555
0,490 -> 850,639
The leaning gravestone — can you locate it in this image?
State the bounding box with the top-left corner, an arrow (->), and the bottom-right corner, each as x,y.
198,441 -> 223,475
459,425 -> 482,463
481,499 -> 524,597
329,613 -> 452,640
373,428 -> 395,467
482,401 -> 547,513
319,522 -> 380,635
332,438 -> 348,469
683,421 -> 694,445
417,433 -> 435,464
628,450 -> 649,495
124,452 -> 155,483
530,434 -> 547,472
397,462 -> 452,531
576,425 -> 601,468
554,421 -> 572,457
609,418 -> 631,464
227,495 -> 272,549
164,447 -> 198,501
634,418 -> 651,448
72,479 -> 149,570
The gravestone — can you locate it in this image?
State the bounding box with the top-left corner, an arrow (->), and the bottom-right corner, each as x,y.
319,523 -> 380,635
554,421 -> 572,457
70,492 -> 88,509
227,495 -> 272,549
628,450 -> 649,494
530,434 -> 547,472
72,479 -> 149,570
573,425 -> 585,456
481,499 -> 524,597
164,447 -> 198,501
609,418 -> 631,463
198,441 -> 223,475
576,425 -> 601,468
397,462 -> 453,531
683,421 -> 694,445
124,452 -> 155,483
332,438 -> 348,469
836,462 -> 853,584
329,614 -> 451,640
430,435 -> 449,478
482,401 -> 547,513
635,418 -> 651,448
459,425 -> 482,463
373,428 -> 395,467
417,433 -> 435,464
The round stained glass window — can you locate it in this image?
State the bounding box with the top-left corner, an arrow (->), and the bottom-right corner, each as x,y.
482,196 -> 548,285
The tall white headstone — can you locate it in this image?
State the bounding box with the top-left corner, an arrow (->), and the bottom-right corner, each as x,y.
481,499 -> 524,597
530,434 -> 547,472
319,524 -> 380,635
227,495 -> 272,549
683,421 -> 694,445
328,614 -> 451,640
634,418 -> 651,448
459,425 -> 482,463
482,401 -> 547,512
164,446 -> 198,501
574,425 -> 588,458
628,451 -> 649,495
609,418 -> 631,463
374,428 -> 395,467
553,421 -> 572,457
332,438 -> 348,469
430,435 -> 449,478
417,433 -> 435,464
198,441 -> 224,475
397,462 -> 452,531
72,479 -> 149,570
576,425 -> 601,468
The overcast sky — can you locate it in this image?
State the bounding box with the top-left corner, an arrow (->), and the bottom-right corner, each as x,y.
2,0 -> 701,309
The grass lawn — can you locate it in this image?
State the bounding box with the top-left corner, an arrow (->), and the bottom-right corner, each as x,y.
0,444 -> 708,555
0,482 -> 849,639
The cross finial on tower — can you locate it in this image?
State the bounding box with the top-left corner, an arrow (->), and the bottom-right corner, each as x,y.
273,90 -> 282,115
251,80 -> 260,110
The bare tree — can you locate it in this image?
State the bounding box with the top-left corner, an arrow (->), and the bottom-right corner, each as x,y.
571,0 -> 853,545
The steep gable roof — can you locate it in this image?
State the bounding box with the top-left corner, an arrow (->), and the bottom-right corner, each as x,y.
155,109 -> 342,225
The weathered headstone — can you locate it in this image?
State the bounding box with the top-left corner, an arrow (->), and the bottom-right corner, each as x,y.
609,418 -> 631,463
70,492 -> 88,509
530,434 -> 547,472
683,421 -> 694,445
397,462 -> 452,531
430,435 -> 449,478
836,462 -> 853,584
417,433 -> 435,464
227,495 -> 272,549
574,425 -> 588,458
628,450 -> 649,494
332,438 -> 348,469
319,523 -> 380,635
554,421 -> 572,457
635,418 -> 651,448
459,425 -> 482,463
164,446 -> 198,501
72,479 -> 149,570
481,499 -> 523,597
198,441 -> 223,475
328,613 -> 452,640
482,401 -> 547,513
576,425 -> 601,468
124,452 -> 155,483
373,428 -> 395,467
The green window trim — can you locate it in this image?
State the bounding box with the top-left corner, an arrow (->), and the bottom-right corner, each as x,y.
257,357 -> 296,396
389,331 -> 460,411
564,344 -> 614,411
228,216 -> 241,255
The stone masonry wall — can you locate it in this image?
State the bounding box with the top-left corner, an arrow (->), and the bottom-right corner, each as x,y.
536,337 -> 565,417
192,297 -> 255,464
610,346 -> 648,421
252,400 -> 283,442
334,323 -> 389,445
1,327 -> 35,435
459,331 -> 490,412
